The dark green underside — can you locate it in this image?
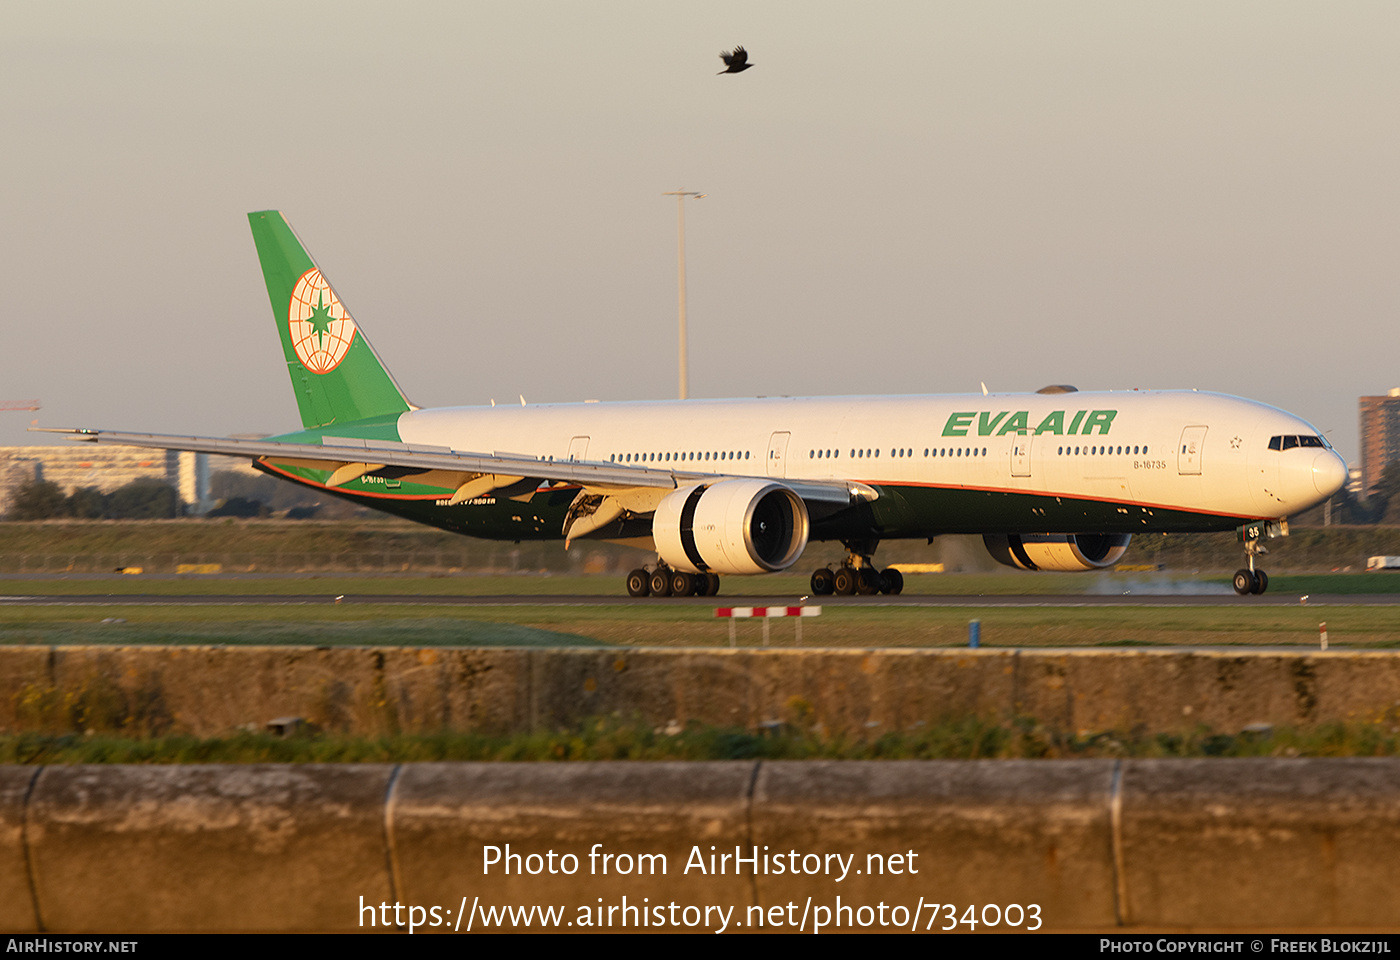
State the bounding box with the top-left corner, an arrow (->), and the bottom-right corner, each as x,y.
258,463 -> 1245,543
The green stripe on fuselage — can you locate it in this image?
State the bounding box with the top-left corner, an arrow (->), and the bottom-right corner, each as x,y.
256,461 -> 1245,544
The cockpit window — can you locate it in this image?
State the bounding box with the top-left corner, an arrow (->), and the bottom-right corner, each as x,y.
1269,434 -> 1328,451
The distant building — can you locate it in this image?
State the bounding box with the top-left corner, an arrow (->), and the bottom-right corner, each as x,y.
0,446 -> 258,515
1348,465 -> 1364,497
1359,389 -> 1400,495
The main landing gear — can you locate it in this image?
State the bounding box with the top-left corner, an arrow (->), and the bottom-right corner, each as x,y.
808,540 -> 904,596
626,564 -> 719,598
1232,519 -> 1286,595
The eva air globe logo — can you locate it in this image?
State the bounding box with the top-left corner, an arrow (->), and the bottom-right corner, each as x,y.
287,268 -> 356,374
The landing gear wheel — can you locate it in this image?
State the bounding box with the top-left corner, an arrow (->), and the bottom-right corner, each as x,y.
882,568 -> 904,596
704,573 -> 721,596
832,567 -> 858,596
857,568 -> 882,595
648,569 -> 673,597
1251,570 -> 1268,595
1232,569 -> 1254,596
811,568 -> 835,595
627,568 -> 651,597
670,570 -> 697,597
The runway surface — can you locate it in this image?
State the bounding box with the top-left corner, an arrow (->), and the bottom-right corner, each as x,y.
0,593 -> 1391,607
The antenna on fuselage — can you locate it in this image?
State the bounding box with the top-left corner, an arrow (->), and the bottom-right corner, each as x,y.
980,382 -> 989,396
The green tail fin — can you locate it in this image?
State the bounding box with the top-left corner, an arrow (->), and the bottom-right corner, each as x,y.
248,211 -> 413,430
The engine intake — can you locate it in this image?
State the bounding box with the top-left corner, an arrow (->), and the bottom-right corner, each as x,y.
984,533 -> 1131,572
653,480 -> 809,576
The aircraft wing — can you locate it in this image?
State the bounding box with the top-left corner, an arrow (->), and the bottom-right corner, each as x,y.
32,429 -> 874,529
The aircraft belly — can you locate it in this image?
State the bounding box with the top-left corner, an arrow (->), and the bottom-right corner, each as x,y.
846,484 -> 1241,538
352,490 -> 578,541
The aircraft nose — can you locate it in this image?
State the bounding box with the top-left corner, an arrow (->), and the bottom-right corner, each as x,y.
1312,450 -> 1347,497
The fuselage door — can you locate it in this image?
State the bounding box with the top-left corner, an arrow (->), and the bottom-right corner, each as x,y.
567,436 -> 590,462
767,431 -> 791,478
1010,431 -> 1032,478
1178,425 -> 1207,475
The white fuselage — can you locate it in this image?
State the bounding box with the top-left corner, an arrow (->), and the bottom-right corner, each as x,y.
396,389 -> 1347,526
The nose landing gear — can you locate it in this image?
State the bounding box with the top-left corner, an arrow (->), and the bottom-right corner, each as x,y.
1233,519 -> 1287,596
1232,565 -> 1269,596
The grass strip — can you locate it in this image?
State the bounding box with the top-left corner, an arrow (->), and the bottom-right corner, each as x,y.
0,602 -> 1396,647
2,571 -> 1399,597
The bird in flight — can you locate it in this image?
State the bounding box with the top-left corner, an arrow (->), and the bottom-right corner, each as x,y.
718,46 -> 752,74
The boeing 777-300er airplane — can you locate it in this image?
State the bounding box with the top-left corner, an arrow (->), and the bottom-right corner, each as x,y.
41,212 -> 1348,597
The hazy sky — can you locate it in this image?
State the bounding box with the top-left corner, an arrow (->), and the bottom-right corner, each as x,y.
2,2 -> 1396,462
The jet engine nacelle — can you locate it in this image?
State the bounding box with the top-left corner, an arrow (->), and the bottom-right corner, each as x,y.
983,533 -> 1131,572
653,479 -> 809,576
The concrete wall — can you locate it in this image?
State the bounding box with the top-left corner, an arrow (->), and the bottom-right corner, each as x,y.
4,759 -> 1400,932
2,646 -> 1399,739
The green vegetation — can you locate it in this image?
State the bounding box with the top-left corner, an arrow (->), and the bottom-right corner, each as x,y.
0,518 -> 624,575
1126,527 -> 1400,573
8,480 -> 180,521
3,716 -> 1397,764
